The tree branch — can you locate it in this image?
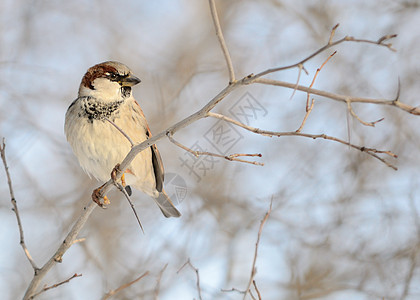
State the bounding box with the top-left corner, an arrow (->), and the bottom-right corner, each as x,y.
243,201 -> 272,300
0,139 -> 38,270
23,202 -> 97,299
207,112 -> 397,169
253,24 -> 396,78
209,0 -> 236,83
253,77 -> 420,115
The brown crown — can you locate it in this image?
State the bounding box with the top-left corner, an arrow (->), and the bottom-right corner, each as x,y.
81,63 -> 118,90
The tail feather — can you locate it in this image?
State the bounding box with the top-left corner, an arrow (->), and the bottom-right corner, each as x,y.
154,191 -> 181,218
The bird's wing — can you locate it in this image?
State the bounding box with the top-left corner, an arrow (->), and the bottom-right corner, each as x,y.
134,100 -> 164,192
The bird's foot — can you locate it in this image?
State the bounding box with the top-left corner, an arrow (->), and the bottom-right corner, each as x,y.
111,163 -> 127,187
92,183 -> 110,208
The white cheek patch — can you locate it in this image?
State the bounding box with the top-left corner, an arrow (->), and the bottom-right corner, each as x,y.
87,78 -> 122,101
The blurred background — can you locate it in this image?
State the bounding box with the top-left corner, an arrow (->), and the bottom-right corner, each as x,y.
1,0 -> 420,299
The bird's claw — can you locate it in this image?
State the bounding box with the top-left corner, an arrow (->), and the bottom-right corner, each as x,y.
111,163 -> 126,187
92,184 -> 110,208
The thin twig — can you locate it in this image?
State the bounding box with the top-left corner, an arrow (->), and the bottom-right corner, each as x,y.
296,51 -> 337,132
221,287 -> 246,294
346,99 -> 384,127
115,182 -> 144,234
290,64 -> 304,100
296,97 -> 315,132
328,23 -> 340,45
0,138 -> 38,271
71,238 -> 86,246
154,264 -> 168,300
207,112 -> 273,137
221,287 -> 257,299
31,273 -> 82,299
102,271 -> 149,300
177,259 -> 203,300
105,118 -> 134,147
243,200 -> 272,300
253,32 -> 397,78
209,0 -> 236,83
167,132 -> 263,166
253,280 -> 262,300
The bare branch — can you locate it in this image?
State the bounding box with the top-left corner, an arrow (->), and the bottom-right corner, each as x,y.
31,273 -> 82,299
207,112 -> 397,169
253,77 -> 420,115
243,200 -> 272,300
253,32 -> 397,78
209,0 -> 235,83
102,271 -> 149,300
0,139 -> 38,271
177,259 -> 203,300
167,131 -> 263,165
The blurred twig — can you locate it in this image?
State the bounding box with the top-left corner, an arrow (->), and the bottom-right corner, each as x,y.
243,200 -> 272,300
102,271 -> 149,300
31,273 -> 82,299
177,259 -> 203,300
154,264 -> 168,300
1,138 -> 38,270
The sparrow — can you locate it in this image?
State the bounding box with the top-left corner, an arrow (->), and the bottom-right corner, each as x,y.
64,61 -> 181,218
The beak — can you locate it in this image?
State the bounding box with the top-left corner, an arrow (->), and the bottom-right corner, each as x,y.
120,75 -> 141,87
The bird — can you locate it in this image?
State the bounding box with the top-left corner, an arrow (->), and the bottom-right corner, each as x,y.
64,61 -> 181,218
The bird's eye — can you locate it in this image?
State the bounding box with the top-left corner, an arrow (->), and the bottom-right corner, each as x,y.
105,72 -> 118,80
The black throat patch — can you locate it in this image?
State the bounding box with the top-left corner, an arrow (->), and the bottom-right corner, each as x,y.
80,97 -> 124,121
121,86 -> 131,98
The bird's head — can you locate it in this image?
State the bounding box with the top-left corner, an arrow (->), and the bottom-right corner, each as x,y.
78,61 -> 141,101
